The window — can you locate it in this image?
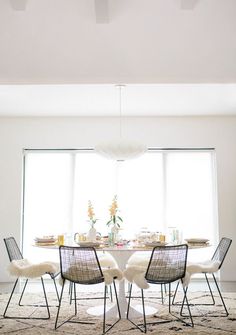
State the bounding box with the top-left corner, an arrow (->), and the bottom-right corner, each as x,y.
22,149 -> 217,262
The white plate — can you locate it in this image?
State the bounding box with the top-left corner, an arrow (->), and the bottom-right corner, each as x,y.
76,241 -> 101,247
35,237 -> 57,243
145,242 -> 168,247
185,238 -> 209,243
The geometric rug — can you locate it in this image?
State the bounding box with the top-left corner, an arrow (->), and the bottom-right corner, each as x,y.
0,291 -> 236,334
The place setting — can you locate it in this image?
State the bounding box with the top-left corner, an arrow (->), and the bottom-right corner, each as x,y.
34,235 -> 58,246
185,238 -> 210,248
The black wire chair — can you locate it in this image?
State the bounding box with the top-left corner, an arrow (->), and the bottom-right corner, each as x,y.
172,237 -> 232,316
3,236 -> 59,320
127,244 -> 193,333
55,246 -> 121,334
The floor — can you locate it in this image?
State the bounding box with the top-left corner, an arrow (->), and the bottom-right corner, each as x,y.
1,279 -> 236,295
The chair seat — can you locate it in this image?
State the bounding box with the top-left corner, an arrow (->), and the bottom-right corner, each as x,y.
55,246 -> 121,334
126,244 -> 193,332
183,260 -> 221,287
124,265 -> 149,289
8,258 -> 59,278
102,267 -> 123,285
98,252 -> 118,268
60,262 -> 123,286
125,255 -> 221,289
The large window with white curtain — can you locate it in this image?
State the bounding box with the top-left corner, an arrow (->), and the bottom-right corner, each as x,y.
22,149 -> 218,261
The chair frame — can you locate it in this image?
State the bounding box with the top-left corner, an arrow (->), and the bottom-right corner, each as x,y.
172,237 -> 232,317
126,244 -> 193,333
54,246 -> 121,334
3,236 -> 59,320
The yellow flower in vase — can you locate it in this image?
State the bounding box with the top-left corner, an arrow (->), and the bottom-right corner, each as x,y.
87,200 -> 98,242
107,195 -> 123,229
87,200 -> 97,228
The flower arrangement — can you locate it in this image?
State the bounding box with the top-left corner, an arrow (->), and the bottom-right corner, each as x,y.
107,195 -> 123,228
87,200 -> 97,228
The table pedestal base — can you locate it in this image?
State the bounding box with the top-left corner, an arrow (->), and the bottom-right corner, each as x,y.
87,302 -> 157,319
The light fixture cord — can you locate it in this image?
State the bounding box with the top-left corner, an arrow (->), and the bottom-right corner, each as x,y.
119,85 -> 123,139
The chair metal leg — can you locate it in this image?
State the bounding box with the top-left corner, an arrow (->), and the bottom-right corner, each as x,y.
109,285 -> 113,302
55,279 -> 65,329
70,282 -> 111,302
179,274 -> 228,317
126,283 -> 132,319
167,281 -> 193,327
205,273 -> 216,305
126,283 -> 146,333
180,283 -> 194,327
56,280 -> 120,334
103,281 -> 121,334
52,276 -> 60,302
168,283 -> 171,313
4,277 -> 50,320
172,280 -> 180,305
174,275 -> 216,306
164,283 -> 167,294
41,277 -> 50,319
127,281 -> 193,333
212,273 -> 229,316
69,281 -> 73,304
141,289 -> 147,333
3,278 -> 19,318
18,279 -> 28,306
20,276 -> 58,308
74,282 -> 77,315
113,280 -> 121,319
161,284 -> 164,304
103,284 -> 107,334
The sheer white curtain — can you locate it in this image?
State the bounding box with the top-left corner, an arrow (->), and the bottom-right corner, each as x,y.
23,149 -> 217,262
165,151 -> 217,241
23,152 -> 73,261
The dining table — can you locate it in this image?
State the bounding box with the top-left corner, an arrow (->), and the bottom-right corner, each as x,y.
34,241 -> 212,319
92,245 -> 156,319
34,242 -> 158,318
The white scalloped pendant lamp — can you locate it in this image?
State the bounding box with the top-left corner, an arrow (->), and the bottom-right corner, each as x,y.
95,138 -> 147,162
95,85 -> 147,162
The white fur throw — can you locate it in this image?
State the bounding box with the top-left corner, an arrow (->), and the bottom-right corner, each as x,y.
124,265 -> 150,289
102,268 -> 123,285
124,254 -> 221,289
124,253 -> 150,289
182,260 -> 221,287
58,253 -> 123,286
59,265 -> 123,285
8,259 -> 59,278
99,253 -> 123,284
127,253 -> 150,267
99,252 -> 118,269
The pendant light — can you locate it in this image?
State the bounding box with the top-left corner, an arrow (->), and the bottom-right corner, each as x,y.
95,85 -> 147,161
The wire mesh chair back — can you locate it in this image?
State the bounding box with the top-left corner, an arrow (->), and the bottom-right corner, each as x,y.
59,246 -> 104,285
145,244 -> 188,284
4,237 -> 23,262
211,237 -> 232,270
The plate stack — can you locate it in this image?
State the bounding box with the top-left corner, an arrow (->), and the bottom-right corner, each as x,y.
75,241 -> 101,248
34,236 -> 57,246
185,238 -> 209,247
144,241 -> 168,248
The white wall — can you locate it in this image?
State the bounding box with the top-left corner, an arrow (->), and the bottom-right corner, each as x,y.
0,116 -> 236,282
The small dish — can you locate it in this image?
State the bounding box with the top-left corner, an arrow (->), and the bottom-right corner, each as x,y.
76,241 -> 101,248
185,238 -> 209,244
35,236 -> 57,243
145,241 -> 168,247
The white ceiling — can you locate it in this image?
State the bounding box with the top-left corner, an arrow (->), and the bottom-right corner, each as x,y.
0,84 -> 236,116
0,0 -> 236,116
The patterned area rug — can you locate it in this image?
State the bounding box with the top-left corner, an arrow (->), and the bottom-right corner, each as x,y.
0,290 -> 236,334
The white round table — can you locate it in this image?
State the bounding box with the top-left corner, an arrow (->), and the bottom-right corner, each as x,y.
89,246 -> 156,319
